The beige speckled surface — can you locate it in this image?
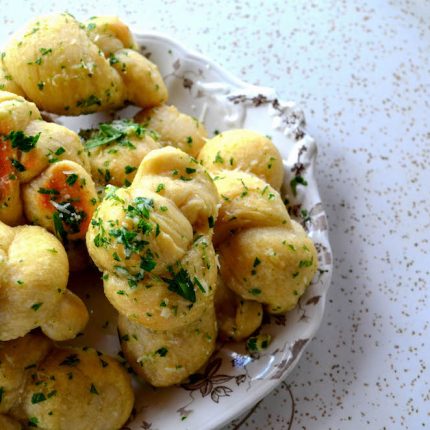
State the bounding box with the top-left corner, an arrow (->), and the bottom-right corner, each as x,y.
1,1 -> 429,428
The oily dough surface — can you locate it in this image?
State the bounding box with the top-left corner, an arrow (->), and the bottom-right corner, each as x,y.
0,91 -> 96,246
211,170 -> 290,245
2,14 -> 167,115
0,333 -> 134,430
198,129 -> 284,190
135,104 -> 207,158
82,119 -> 162,187
0,221 -> 88,341
87,147 -> 219,330
219,222 -> 318,313
118,305 -> 217,387
214,276 -> 263,341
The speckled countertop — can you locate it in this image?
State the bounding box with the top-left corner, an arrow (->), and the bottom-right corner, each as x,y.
1,1 -> 429,428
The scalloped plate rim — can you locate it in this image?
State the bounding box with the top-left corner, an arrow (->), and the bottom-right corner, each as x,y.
130,30 -> 333,430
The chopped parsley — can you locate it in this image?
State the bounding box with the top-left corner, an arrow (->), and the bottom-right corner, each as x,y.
109,53 -> 119,65
59,354 -> 80,367
52,211 -> 67,241
156,347 -> 168,357
162,266 -> 196,303
39,47 -> 52,56
10,158 -> 26,172
248,288 -> 261,296
31,302 -> 43,311
89,383 -> 99,394
127,197 -> 154,221
139,251 -> 157,272
31,392 -> 47,404
47,390 -> 57,398
65,173 -> 78,186
52,201 -> 86,239
6,130 -> 40,152
246,334 -> 271,353
124,165 -> 137,174
194,276 -> 206,293
299,257 -> 314,268
37,188 -> 59,195
76,94 -> 101,109
214,151 -> 224,164
28,417 -> 39,427
80,119 -> 158,150
208,215 -> 215,228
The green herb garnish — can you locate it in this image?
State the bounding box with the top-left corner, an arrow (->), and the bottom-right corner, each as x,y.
246,334 -> 271,353
65,173 -> 78,186
162,267 -> 196,303
124,165 -> 137,174
76,94 -> 101,109
81,119 -> 157,150
10,158 -> 26,172
31,302 -> 43,311
37,188 -> 59,195
248,288 -> 261,296
156,347 -> 168,357
31,393 -> 47,404
6,130 -> 40,152
59,354 -> 80,367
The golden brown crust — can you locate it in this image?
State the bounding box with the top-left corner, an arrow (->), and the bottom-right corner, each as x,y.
0,91 -> 97,257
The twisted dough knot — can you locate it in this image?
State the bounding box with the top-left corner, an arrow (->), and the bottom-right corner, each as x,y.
1,14 -> 167,115
81,119 -> 162,187
0,334 -> 134,430
198,129 -> 284,190
0,221 -> 88,341
87,146 -> 220,331
199,129 -> 318,315
214,276 -> 263,341
0,91 -> 97,246
118,306 -> 217,387
134,104 -> 208,158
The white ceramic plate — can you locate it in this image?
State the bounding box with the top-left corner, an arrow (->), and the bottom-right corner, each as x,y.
57,32 -> 333,430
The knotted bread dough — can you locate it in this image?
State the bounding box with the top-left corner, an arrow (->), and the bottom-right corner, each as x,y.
0,221 -> 88,341
1,14 -> 167,115
0,333 -> 134,430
